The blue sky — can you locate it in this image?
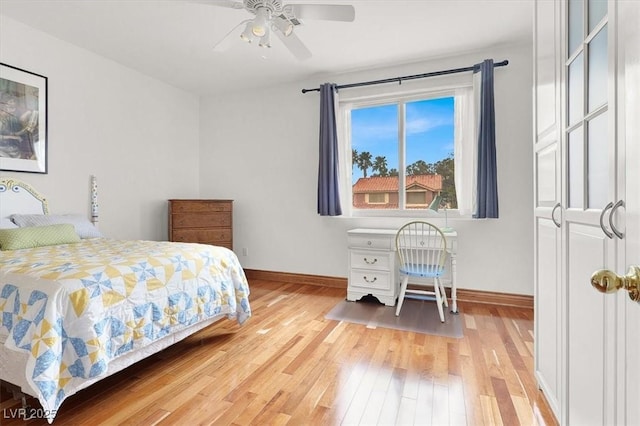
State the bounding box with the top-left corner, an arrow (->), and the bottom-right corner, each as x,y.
351,96 -> 454,182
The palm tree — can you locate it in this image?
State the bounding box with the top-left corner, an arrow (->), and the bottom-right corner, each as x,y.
351,149 -> 359,168
357,151 -> 373,178
372,156 -> 389,176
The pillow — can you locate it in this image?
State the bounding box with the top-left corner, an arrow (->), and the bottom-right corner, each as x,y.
0,217 -> 18,229
0,224 -> 81,251
10,214 -> 103,239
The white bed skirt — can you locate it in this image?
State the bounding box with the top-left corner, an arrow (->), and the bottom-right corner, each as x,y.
0,314 -> 224,399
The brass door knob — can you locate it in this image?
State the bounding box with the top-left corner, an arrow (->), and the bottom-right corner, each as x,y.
591,266 -> 640,301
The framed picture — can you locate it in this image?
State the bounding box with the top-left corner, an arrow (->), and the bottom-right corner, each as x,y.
0,63 -> 48,173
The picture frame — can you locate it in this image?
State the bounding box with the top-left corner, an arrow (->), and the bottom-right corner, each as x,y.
0,63 -> 48,174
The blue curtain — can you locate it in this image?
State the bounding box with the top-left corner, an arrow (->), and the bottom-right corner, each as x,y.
474,59 -> 499,218
317,83 -> 342,216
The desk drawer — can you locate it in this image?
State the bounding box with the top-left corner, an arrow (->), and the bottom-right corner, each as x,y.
350,250 -> 392,271
348,235 -> 394,250
349,269 -> 392,291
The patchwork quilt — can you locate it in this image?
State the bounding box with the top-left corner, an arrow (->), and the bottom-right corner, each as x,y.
0,238 -> 251,422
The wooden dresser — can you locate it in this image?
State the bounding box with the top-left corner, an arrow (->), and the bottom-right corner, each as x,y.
168,199 -> 233,250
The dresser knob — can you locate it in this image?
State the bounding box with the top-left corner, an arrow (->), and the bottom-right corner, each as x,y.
364,258 -> 377,265
363,276 -> 377,283
367,240 -> 372,246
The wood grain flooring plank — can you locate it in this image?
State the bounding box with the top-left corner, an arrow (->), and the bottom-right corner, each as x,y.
447,374 -> 468,426
414,378 -> 436,425
480,394 -> 504,426
358,363 -> 394,425
223,335 -> 303,403
395,396 -> 418,426
243,389 -> 290,425
282,320 -> 338,375
431,382 -> 450,426
376,367 -> 406,425
491,376 -> 519,426
199,391 -> 258,426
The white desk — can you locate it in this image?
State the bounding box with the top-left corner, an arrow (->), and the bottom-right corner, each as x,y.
347,228 -> 458,313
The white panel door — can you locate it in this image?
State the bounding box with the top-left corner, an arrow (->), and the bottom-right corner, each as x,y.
571,1 -> 640,424
533,0 -> 562,416
617,1 -> 640,423
562,1 -> 618,424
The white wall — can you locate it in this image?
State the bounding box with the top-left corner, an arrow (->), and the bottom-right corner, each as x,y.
200,43 -> 534,295
0,16 -> 200,241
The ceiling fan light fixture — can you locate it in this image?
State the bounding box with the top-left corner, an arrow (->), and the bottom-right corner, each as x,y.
240,21 -> 256,43
251,7 -> 269,37
274,17 -> 294,36
258,30 -> 271,48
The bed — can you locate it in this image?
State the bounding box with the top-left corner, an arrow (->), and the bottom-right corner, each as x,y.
0,177 -> 251,423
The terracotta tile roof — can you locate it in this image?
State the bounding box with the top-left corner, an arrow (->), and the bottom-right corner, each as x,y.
352,200 -> 400,209
352,174 -> 443,193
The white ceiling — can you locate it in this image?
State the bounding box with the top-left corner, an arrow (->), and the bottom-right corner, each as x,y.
0,0 -> 534,96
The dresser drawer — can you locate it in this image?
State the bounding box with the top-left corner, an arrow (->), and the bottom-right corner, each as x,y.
171,213 -> 231,228
171,229 -> 232,243
348,235 -> 394,250
350,250 -> 392,271
349,269 -> 392,291
170,200 -> 232,213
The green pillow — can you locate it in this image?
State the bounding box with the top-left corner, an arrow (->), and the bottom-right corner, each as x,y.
0,224 -> 81,250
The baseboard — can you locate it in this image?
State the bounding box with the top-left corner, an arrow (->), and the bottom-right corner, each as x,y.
244,269 -> 347,288
244,269 -> 534,309
454,288 -> 533,309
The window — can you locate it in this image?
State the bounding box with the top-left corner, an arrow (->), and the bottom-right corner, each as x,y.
406,190 -> 427,206
366,193 -> 388,204
347,93 -> 457,214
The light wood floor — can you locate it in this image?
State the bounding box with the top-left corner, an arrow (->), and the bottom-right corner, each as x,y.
1,279 -> 557,425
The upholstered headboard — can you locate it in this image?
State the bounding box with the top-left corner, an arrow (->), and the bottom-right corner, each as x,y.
0,177 -> 49,229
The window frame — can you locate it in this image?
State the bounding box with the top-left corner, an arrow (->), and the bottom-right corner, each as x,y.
339,87 -> 460,218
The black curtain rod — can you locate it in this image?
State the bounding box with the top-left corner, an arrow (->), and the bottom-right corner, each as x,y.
301,59 -> 509,94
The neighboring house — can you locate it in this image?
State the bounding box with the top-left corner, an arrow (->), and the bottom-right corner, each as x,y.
352,174 -> 442,209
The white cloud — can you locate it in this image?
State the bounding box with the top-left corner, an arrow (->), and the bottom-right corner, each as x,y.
406,115 -> 453,135
351,121 -> 397,142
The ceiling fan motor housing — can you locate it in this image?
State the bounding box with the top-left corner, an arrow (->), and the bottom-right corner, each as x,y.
243,0 -> 284,15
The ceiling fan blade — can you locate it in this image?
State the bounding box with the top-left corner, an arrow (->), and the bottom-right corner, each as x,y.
290,4 -> 355,22
213,20 -> 250,52
189,0 -> 244,9
274,31 -> 312,61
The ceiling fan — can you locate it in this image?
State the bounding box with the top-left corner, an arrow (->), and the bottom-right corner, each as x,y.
196,0 -> 356,60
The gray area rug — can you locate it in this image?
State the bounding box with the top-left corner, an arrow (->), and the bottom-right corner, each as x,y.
325,295 -> 463,338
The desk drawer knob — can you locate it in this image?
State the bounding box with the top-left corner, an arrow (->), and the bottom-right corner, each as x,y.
364,257 -> 378,265
363,276 -> 377,283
